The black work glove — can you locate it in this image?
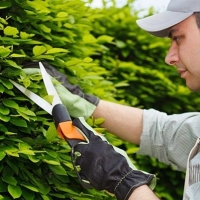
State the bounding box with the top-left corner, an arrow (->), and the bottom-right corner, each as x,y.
23,61 -> 99,119
71,117 -> 156,200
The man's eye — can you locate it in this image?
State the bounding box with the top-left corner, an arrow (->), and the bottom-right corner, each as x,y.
173,36 -> 181,43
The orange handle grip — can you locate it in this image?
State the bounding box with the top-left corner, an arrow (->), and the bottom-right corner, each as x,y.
52,104 -> 86,147
57,121 -> 86,141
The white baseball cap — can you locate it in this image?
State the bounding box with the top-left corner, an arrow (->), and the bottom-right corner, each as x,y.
136,0 -> 200,37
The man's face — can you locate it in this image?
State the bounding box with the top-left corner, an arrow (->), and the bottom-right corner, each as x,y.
165,15 -> 200,91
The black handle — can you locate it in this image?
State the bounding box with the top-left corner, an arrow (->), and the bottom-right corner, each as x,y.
52,104 -> 71,127
52,104 -> 86,147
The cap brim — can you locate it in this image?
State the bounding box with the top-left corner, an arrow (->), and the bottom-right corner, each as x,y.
136,11 -> 193,37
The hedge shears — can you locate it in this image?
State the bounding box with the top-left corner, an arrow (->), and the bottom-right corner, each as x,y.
10,62 -> 86,147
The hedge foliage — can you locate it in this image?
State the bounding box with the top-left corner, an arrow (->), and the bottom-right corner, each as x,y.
0,0 -> 199,199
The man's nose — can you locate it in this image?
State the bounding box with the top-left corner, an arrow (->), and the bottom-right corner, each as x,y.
165,43 -> 179,65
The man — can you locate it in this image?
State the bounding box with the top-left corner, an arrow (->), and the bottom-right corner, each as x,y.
25,0 -> 200,199
75,0 -> 200,199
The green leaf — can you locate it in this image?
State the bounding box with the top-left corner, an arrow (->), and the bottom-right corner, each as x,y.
94,128 -> 106,133
4,26 -> 19,36
0,113 -> 10,122
2,68 -> 22,77
6,159 -> 19,174
20,31 -> 35,39
0,84 -> 4,93
10,53 -> 26,58
21,183 -> 39,192
18,142 -> 32,150
2,99 -> 19,109
46,48 -> 69,54
4,88 -> 15,96
46,150 -> 58,159
83,34 -> 96,43
126,146 -> 139,154
0,37 -> 14,44
0,23 -> 4,30
8,185 -> 22,199
1,78 -> 13,89
21,189 -> 35,200
0,123 -> 8,132
32,54 -> 55,60
29,74 -> 42,81
0,179 -> 7,193
18,150 -> 35,155
56,12 -> 68,18
38,24 -> 51,33
66,58 -> 82,66
35,181 -> 50,195
0,46 -> 11,57
45,122 -> 58,140
0,2 -> 12,9
114,81 -> 129,87
17,111 -> 30,121
97,35 -> 114,43
0,105 -> 10,115
28,155 -> 40,163
48,165 -> 67,175
17,111 -> 37,121
54,184 -> 78,194
63,23 -> 73,28
10,117 -> 27,127
43,95 -> 54,104
94,118 -> 105,125
20,76 -> 31,88
4,60 -> 22,69
41,195 -> 51,200
82,75 -> 103,80
33,45 -> 47,56
5,131 -> 17,135
43,159 -> 60,165
115,40 -> 126,48
17,107 -> 36,116
63,162 -> 73,169
12,96 -> 28,101
0,136 -> 5,140
83,57 -> 93,63
0,151 -> 6,161
5,149 -> 19,157
2,166 -> 14,177
0,17 -> 8,25
2,176 -> 17,186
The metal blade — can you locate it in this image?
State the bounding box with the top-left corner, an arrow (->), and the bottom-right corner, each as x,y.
39,62 -> 62,106
10,80 -> 52,115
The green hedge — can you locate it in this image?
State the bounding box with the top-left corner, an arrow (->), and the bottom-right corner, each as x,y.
0,0 -> 198,199
88,2 -> 200,199
0,0 -> 116,199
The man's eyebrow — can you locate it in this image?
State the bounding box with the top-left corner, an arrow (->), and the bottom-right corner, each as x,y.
168,28 -> 179,38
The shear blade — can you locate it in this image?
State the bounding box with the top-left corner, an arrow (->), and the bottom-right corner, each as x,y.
10,80 -> 53,115
39,62 -> 62,106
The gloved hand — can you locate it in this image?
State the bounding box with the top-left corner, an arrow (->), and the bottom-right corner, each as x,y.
71,117 -> 156,200
22,61 -> 99,119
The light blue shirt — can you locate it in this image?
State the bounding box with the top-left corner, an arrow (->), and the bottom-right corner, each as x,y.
138,109 -> 200,200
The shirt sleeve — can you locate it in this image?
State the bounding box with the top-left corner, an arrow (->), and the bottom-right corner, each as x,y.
138,109 -> 200,171
184,182 -> 200,200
